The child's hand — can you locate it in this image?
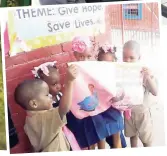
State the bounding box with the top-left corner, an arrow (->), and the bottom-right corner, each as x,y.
66,65 -> 78,83
110,91 -> 125,103
141,67 -> 153,82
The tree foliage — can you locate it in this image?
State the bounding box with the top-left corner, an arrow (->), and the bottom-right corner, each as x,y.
0,25 -> 6,150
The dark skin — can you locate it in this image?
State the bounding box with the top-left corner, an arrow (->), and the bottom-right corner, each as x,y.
39,65 -> 78,120
15,80 -> 53,111
98,53 -> 116,62
73,51 -> 92,61
28,81 -> 53,111
39,67 -> 61,99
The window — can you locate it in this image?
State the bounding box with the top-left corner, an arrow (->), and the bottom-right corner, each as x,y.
123,4 -> 142,20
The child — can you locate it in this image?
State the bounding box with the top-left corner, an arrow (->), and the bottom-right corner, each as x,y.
32,61 -> 63,108
72,36 -> 93,61
32,62 -> 81,151
123,40 -> 157,147
97,45 -> 117,62
97,44 -> 127,149
14,64 -> 78,152
66,36 -> 126,150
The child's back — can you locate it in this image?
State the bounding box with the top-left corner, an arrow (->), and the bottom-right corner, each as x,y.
25,108 -> 70,152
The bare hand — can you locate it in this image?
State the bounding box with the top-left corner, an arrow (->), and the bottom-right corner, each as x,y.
66,64 -> 78,82
110,91 -> 125,103
141,67 -> 153,81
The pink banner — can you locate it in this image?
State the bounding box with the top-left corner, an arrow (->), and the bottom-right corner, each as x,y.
69,61 -> 143,119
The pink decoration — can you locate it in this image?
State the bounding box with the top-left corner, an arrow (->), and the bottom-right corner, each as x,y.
32,61 -> 56,78
4,24 -> 10,56
72,36 -> 92,53
62,126 -> 81,151
101,44 -> 113,53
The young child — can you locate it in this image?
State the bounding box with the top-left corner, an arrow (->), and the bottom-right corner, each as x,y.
123,40 -> 157,147
66,36 -> 126,150
32,61 -> 63,108
14,64 -> 78,152
97,44 -> 127,149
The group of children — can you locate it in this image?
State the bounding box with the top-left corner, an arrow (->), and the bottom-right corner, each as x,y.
14,36 -> 157,152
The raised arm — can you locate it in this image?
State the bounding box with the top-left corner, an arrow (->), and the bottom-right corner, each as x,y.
144,76 -> 158,96
58,65 -> 78,119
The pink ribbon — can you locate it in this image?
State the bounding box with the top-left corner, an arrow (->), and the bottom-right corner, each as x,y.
124,109 -> 131,120
32,61 -> 56,78
72,36 -> 92,53
111,94 -> 132,120
62,126 -> 81,151
101,44 -> 113,53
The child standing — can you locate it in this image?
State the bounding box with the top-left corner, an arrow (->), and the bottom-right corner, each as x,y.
123,40 -> 157,147
14,64 -> 78,152
97,44 -> 127,149
66,36 -> 126,150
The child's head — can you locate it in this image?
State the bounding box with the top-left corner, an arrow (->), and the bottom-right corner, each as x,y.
14,79 -> 53,111
97,44 -> 117,62
88,84 -> 95,93
32,62 -> 61,96
123,40 -> 140,63
72,36 -> 92,61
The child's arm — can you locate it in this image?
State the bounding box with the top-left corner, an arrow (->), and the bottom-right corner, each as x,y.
144,76 -> 157,96
142,67 -> 158,96
58,65 -> 78,120
110,92 -> 125,103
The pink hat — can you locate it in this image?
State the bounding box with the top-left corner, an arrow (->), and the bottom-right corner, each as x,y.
72,36 -> 92,53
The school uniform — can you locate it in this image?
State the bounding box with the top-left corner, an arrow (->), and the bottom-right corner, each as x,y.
52,92 -> 73,151
124,83 -> 154,144
24,107 -> 70,152
54,92 -> 126,148
67,106 -> 127,148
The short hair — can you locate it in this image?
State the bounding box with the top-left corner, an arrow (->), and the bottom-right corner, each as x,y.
123,40 -> 140,56
14,79 -> 45,109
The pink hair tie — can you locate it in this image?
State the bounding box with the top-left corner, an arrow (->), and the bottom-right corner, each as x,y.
72,36 -> 92,53
31,61 -> 57,78
101,44 -> 113,53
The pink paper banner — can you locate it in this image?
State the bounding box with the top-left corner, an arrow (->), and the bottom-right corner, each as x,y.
69,61 -> 143,119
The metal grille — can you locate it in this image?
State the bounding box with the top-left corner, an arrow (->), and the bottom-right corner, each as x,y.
108,3 -> 160,61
